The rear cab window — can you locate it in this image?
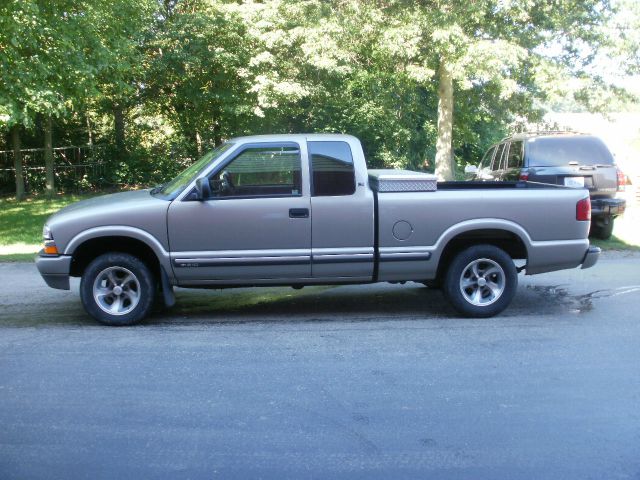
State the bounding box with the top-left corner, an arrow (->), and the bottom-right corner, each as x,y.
308,141 -> 356,196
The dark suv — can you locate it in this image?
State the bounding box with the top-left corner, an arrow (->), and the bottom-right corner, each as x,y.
466,132 -> 626,239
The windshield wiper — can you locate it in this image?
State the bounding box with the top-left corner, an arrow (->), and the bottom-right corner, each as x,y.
150,182 -> 167,195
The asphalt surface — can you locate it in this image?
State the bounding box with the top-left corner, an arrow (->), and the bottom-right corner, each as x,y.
1,253 -> 639,479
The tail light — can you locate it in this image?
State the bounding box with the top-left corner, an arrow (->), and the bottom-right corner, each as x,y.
576,197 -> 591,221
616,168 -> 626,192
519,171 -> 529,181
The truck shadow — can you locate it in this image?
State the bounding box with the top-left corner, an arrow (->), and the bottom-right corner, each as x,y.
0,281 -> 590,328
155,283 -> 453,325
149,281 -> 582,326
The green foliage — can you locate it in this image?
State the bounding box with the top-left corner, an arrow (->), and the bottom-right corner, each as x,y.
1,0 -> 639,193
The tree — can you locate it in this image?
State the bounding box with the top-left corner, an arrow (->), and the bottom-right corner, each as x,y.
0,0 -> 156,198
144,1 -> 254,156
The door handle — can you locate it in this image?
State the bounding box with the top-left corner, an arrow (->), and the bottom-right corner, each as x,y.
289,208 -> 309,218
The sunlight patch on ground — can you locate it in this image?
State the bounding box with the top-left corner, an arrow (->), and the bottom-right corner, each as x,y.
614,189 -> 640,247
0,243 -> 40,254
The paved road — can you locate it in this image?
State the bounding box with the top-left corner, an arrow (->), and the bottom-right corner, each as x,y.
1,253 -> 639,479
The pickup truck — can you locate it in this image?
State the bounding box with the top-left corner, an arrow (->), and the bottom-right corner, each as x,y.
36,134 -> 600,325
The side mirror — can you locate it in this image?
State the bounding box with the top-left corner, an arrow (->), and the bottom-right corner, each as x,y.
464,165 -> 478,175
194,177 -> 211,200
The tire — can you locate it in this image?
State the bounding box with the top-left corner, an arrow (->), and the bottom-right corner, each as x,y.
443,245 -> 517,318
590,217 -> 614,240
80,253 -> 156,326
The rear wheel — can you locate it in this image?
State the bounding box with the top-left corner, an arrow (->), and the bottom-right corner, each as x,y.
443,245 -> 517,318
80,253 -> 156,326
590,217 -> 614,240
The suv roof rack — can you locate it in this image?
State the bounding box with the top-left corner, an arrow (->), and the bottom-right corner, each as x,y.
500,130 -> 588,142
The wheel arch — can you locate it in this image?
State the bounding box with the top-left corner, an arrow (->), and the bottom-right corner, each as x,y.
432,220 -> 530,282
65,227 -> 171,279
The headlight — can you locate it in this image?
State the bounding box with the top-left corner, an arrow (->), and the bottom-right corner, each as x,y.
43,225 -> 53,241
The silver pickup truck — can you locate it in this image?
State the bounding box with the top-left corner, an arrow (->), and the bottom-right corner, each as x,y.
36,134 -> 600,325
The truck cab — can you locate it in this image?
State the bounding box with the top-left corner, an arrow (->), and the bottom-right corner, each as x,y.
160,134 -> 376,284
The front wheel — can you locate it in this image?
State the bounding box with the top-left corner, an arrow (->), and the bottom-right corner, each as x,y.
80,253 -> 156,326
443,245 -> 517,318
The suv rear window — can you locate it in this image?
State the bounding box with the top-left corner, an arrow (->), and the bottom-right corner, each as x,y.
526,136 -> 614,167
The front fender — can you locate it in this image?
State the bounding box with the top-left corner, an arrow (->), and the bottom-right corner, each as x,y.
63,226 -> 173,277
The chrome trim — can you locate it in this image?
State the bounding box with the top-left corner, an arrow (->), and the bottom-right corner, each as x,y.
312,254 -> 374,264
172,248 -> 309,259
379,252 -> 431,262
312,247 -> 374,255
174,256 -> 310,268
379,246 -> 433,254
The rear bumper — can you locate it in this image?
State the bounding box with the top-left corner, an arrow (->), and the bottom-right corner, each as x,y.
35,251 -> 72,290
591,197 -> 626,217
581,246 -> 601,270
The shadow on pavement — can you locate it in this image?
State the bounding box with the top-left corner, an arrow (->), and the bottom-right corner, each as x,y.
0,281 -> 595,328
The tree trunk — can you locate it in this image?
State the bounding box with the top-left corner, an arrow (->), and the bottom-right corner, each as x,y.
44,115 -> 55,199
86,113 -> 93,146
113,103 -> 126,154
435,60 -> 455,181
195,130 -> 203,157
10,125 -> 25,201
212,122 -> 221,146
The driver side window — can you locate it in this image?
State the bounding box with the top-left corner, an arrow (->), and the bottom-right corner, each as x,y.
209,145 -> 302,198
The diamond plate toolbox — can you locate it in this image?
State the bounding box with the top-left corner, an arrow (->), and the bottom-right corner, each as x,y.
368,169 -> 438,192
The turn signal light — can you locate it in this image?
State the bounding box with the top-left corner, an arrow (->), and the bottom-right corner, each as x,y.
43,242 -> 59,255
576,197 -> 591,221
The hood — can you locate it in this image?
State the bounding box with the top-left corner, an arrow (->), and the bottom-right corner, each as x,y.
46,189 -> 171,252
50,189 -> 164,222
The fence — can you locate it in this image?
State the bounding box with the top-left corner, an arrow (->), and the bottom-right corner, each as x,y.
0,145 -> 107,196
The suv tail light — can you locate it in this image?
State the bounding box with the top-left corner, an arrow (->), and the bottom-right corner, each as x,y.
519,171 -> 529,181
616,168 -> 626,192
576,197 -> 591,221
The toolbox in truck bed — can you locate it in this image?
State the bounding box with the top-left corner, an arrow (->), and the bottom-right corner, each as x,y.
368,169 -> 438,192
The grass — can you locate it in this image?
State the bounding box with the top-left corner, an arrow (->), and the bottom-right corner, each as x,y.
0,194 -> 89,260
591,235 -> 640,252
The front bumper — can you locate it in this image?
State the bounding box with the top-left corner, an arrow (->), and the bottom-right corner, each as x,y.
581,245 -> 601,270
591,197 -> 626,217
35,251 -> 72,290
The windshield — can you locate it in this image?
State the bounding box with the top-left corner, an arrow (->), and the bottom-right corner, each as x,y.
154,143 -> 234,198
526,136 -> 614,167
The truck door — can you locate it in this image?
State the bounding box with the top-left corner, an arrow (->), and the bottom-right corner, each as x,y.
167,142 -> 312,283
308,140 -> 375,280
